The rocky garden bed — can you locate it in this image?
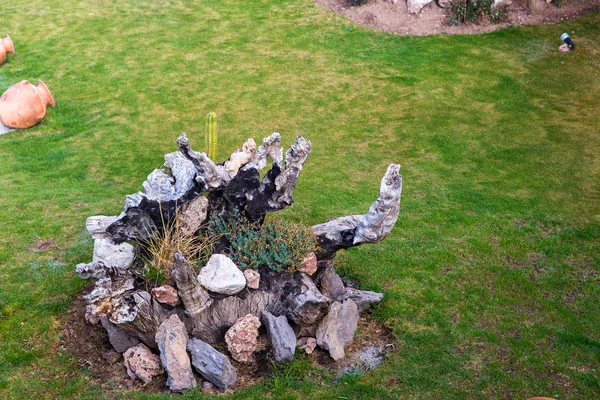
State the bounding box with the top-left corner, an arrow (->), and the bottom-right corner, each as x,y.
317,0 -> 598,36
73,130 -> 402,392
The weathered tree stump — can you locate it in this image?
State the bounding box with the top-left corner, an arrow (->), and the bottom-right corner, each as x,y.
76,131 -> 401,391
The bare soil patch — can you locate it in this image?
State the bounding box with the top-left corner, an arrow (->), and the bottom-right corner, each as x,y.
316,0 -> 598,35
62,284 -> 394,394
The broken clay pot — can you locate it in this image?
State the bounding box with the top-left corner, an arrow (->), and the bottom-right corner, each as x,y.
0,80 -> 55,129
0,34 -> 14,66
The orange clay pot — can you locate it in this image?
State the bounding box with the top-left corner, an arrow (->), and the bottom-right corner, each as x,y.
0,80 -> 55,129
0,34 -> 15,66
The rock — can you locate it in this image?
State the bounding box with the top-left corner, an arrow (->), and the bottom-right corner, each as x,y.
92,237 -> 135,270
320,266 -> 345,302
406,0 -> 433,14
299,252 -> 317,276
344,288 -> 384,312
102,350 -> 122,365
85,310 -> 100,325
559,44 -> 570,53
187,338 -> 237,389
224,314 -> 261,363
297,337 -> 317,355
243,269 -> 260,289
179,196 -> 209,236
155,314 -> 196,392
123,343 -> 164,383
101,316 -> 140,353
316,299 -> 359,361
199,254 -> 246,295
262,312 -> 296,362
151,285 -> 180,307
494,0 -> 512,6
437,0 -> 450,7
203,381 -> 214,390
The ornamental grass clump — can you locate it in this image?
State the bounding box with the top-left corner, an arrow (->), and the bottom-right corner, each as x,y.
137,211 -> 217,286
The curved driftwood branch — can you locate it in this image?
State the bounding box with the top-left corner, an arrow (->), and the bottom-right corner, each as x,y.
312,164 -> 402,259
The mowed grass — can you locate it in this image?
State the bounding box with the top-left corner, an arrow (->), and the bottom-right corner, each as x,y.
0,0 -> 599,398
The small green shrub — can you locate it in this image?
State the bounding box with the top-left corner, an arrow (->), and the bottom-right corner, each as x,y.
210,212 -> 319,273
448,0 -> 506,25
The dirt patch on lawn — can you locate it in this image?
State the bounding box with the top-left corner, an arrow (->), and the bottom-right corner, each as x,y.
62,284 -> 394,394
316,0 -> 598,35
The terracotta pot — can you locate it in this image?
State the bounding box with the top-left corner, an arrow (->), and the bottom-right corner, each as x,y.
0,34 -> 15,66
0,80 -> 55,129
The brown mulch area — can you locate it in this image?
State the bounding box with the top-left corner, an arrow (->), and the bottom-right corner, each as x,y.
316,0 -> 598,36
62,285 -> 394,394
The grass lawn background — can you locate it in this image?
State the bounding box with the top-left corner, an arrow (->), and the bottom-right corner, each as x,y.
0,0 -> 599,398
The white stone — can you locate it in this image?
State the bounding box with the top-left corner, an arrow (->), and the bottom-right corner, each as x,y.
406,0 -> 433,14
494,0 -> 512,6
198,254 -> 246,295
92,237 -> 135,270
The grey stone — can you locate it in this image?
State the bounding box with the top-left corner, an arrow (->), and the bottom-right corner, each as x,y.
344,288 -> 384,312
199,254 -> 246,295
155,314 -> 197,392
320,266 -> 345,302
262,312 -> 296,362
316,299 -> 359,361
203,381 -> 214,390
101,316 -> 140,353
187,338 -> 237,389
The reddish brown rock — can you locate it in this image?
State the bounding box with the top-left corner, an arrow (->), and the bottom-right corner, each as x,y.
297,337 -> 317,355
224,314 -> 261,363
243,269 -> 260,289
299,252 -> 317,275
123,343 -> 164,383
151,285 -> 180,306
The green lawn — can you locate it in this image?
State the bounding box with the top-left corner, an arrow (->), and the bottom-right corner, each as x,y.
1,1 -> 599,398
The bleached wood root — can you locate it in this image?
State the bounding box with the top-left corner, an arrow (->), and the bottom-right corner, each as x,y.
312,164 -> 402,259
